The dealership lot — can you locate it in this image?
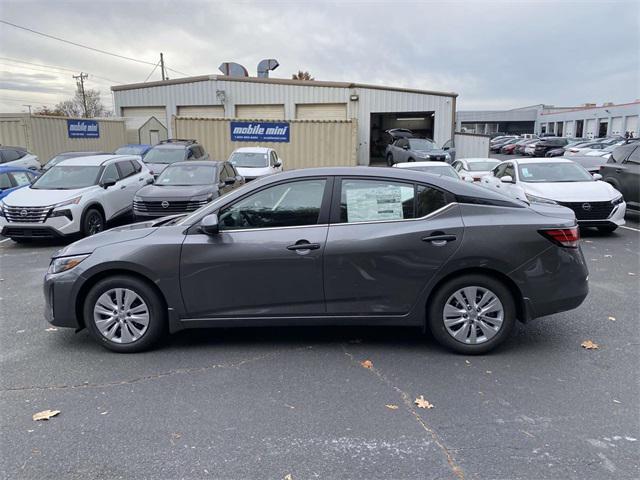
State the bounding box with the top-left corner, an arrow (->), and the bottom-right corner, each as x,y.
0,220 -> 638,479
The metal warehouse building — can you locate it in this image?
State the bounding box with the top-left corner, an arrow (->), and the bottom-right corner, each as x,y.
112,75 -> 457,166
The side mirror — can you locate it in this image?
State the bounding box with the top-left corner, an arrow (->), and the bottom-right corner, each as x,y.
100,179 -> 117,189
274,161 -> 282,168
500,175 -> 514,184
235,175 -> 244,183
199,213 -> 219,235
224,177 -> 235,185
402,145 -> 409,150
592,173 -> 603,180
146,177 -> 154,184
463,175 -> 474,183
443,146 -> 450,151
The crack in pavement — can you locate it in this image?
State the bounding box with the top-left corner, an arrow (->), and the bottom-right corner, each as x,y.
342,344 -> 465,480
2,346 -> 313,393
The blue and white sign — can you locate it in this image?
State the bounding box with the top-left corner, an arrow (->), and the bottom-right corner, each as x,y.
230,121 -> 290,143
67,119 -> 100,138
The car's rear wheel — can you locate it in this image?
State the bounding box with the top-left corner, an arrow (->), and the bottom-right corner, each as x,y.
386,153 -> 394,166
82,208 -> 105,237
83,275 -> 166,353
428,274 -> 516,354
597,225 -> 618,234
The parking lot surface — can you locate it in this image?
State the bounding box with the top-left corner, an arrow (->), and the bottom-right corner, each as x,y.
0,221 -> 639,479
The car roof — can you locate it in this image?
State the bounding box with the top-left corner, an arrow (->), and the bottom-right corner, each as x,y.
163,160 -> 220,168
55,154 -> 140,167
509,157 -> 574,165
233,147 -> 271,153
394,161 -> 452,168
0,165 -> 33,173
152,143 -> 187,150
459,158 -> 501,163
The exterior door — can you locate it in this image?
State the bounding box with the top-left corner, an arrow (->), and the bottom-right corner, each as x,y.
100,163 -> 126,219
180,178 -> 330,317
116,160 -> 143,213
323,177 -> 464,315
149,130 -> 160,145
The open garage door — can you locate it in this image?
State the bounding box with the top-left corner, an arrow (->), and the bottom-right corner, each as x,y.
296,103 -> 347,120
121,106 -> 167,127
177,105 -> 225,118
235,104 -> 285,119
369,112 -> 434,164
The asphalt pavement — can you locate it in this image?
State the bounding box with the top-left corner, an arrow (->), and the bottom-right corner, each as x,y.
0,221 -> 639,479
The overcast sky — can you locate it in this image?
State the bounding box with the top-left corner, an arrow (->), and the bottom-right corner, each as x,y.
0,0 -> 638,113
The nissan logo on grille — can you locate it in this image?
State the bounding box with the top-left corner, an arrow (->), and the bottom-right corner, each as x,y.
20,209 -> 28,217
161,201 -> 170,209
582,203 -> 592,211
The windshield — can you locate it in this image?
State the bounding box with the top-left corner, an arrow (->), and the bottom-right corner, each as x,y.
156,164 -> 217,186
408,139 -> 436,150
468,161 -> 500,172
229,152 -> 269,168
407,166 -> 459,178
31,166 -> 101,189
144,147 -> 185,164
518,163 -> 593,183
116,146 -> 147,155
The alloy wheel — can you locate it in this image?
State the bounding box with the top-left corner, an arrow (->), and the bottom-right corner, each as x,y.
442,286 -> 504,345
93,288 -> 150,344
87,213 -> 104,235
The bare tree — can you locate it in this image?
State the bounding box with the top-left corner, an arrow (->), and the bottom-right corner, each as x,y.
52,88 -> 110,118
33,106 -> 65,117
291,70 -> 314,81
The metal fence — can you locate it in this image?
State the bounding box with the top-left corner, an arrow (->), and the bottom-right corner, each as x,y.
0,114 -> 126,163
173,117 -> 358,169
454,132 -> 491,159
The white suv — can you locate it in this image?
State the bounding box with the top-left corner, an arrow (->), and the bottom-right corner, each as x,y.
0,154 -> 153,241
0,146 -> 40,170
228,147 -> 283,181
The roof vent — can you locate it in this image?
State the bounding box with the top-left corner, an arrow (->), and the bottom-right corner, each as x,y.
257,59 -> 279,78
218,62 -> 249,77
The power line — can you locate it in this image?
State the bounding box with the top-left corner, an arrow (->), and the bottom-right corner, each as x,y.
143,61 -> 160,83
0,19 -> 191,77
0,56 -> 124,84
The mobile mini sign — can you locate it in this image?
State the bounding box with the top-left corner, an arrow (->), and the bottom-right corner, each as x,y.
230,121 -> 290,143
67,119 -> 100,138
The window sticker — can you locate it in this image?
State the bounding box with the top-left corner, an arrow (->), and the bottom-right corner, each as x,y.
521,167 -> 531,178
346,185 -> 406,222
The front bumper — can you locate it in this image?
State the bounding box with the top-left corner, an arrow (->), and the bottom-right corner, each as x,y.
0,209 -> 82,238
44,269 -> 82,328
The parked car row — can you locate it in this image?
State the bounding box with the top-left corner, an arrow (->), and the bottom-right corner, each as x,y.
491,134 -> 629,158
0,140 -> 287,241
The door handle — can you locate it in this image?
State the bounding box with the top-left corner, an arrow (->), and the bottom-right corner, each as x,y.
615,169 -> 621,173
138,177 -> 144,181
422,234 -> 457,246
120,185 -> 126,189
287,241 -> 321,251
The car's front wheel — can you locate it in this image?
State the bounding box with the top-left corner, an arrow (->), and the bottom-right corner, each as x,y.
82,208 -> 105,237
428,274 -> 516,354
386,153 -> 394,166
83,275 -> 167,353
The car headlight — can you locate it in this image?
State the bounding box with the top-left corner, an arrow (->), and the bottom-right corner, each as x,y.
612,194 -> 624,205
445,153 -> 451,161
525,193 -> 558,205
48,254 -> 90,274
52,196 -> 82,209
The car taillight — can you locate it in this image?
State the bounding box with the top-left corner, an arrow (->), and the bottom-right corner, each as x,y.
539,227 -> 580,248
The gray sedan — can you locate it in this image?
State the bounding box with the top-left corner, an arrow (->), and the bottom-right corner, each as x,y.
44,167 -> 588,354
385,138 -> 452,165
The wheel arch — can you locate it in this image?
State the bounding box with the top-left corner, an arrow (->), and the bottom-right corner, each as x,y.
425,267 -> 527,325
81,202 -> 106,223
75,268 -> 168,329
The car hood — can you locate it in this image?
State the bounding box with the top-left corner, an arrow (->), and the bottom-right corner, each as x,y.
411,148 -> 448,157
522,180 -> 620,202
1,186 -> 95,206
136,184 -> 215,200
236,166 -> 272,178
54,221 -> 162,257
143,163 -> 170,175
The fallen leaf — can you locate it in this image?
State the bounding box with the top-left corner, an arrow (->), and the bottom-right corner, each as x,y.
604,254 -> 612,258
613,399 -> 621,404
385,404 -> 399,410
414,395 -> 434,409
465,360 -> 471,365
100,411 -> 108,415
360,359 -> 373,369
45,327 -> 58,332
32,409 -> 60,421
629,272 -> 636,276
283,475 -> 293,480
581,340 -> 599,350
608,316 -> 616,321
486,370 -> 492,374
16,330 -> 25,334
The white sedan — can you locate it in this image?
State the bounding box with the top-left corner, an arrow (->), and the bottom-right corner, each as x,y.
228,147 -> 283,181
481,158 -> 626,233
451,158 -> 501,182
393,161 -> 473,181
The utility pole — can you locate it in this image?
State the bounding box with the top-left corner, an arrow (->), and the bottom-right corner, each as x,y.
160,53 -> 166,81
72,72 -> 89,117
22,104 -> 32,115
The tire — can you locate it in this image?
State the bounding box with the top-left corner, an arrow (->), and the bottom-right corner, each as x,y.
597,225 -> 618,234
81,208 -> 105,237
386,154 -> 394,166
408,158 -> 415,162
83,275 -> 167,353
12,238 -> 32,244
427,274 -> 516,354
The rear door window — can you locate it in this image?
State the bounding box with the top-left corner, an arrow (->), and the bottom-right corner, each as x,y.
10,171 -> 33,186
1,149 -> 23,163
416,184 -> 448,217
116,160 -> 136,178
625,146 -> 640,164
101,163 -> 120,183
339,179 -> 415,223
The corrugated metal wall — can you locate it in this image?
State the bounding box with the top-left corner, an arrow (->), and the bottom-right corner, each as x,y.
0,115 -> 126,163
174,117 -> 358,169
454,133 -> 490,159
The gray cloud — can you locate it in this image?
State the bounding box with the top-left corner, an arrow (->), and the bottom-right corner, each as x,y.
0,0 -> 637,113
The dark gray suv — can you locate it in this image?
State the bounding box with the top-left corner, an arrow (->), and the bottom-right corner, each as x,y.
44,167 -> 588,354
